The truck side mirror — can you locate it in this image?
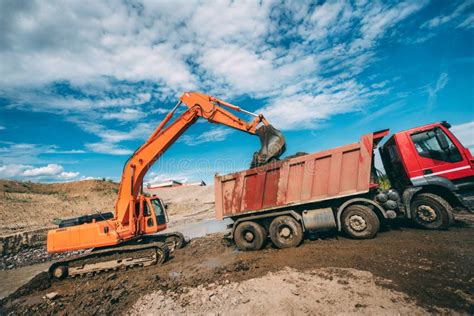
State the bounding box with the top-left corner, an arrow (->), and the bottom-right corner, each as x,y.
435,129 -> 449,151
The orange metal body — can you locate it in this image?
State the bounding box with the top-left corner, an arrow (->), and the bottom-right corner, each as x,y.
47,92 -> 269,253
214,130 -> 388,220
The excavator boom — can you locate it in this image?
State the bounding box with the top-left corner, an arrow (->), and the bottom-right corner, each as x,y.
115,92 -> 285,230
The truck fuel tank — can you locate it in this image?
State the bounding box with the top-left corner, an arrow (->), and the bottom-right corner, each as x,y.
302,208 -> 337,231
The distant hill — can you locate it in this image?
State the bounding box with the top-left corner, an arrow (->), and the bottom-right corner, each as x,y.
0,179 -> 216,236
0,179 -> 118,235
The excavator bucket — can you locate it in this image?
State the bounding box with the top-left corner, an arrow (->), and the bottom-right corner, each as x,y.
251,124 -> 286,168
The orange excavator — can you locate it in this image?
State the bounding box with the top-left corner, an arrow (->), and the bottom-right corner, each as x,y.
47,92 -> 286,279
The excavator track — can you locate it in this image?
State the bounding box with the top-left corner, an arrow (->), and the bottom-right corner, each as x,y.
150,232 -> 187,252
48,241 -> 170,280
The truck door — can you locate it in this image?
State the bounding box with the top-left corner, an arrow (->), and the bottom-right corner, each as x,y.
409,126 -> 470,183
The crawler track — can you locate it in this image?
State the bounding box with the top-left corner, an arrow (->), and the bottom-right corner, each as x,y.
49,242 -> 170,279
48,232 -> 186,279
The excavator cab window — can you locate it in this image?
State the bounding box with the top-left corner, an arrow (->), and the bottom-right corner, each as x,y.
151,199 -> 167,225
135,200 -> 151,217
143,201 -> 151,216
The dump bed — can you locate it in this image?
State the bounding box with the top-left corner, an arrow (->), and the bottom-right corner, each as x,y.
214,130 -> 389,220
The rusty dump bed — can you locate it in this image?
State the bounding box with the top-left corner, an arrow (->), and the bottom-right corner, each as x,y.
214,130 -> 389,220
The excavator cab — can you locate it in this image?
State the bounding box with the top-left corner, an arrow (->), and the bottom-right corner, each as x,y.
136,196 -> 168,234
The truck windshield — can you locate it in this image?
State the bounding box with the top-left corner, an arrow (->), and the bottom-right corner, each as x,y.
411,128 -> 462,163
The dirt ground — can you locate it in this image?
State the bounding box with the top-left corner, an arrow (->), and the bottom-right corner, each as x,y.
146,185 -> 215,225
1,213 -> 473,315
131,267 -> 433,315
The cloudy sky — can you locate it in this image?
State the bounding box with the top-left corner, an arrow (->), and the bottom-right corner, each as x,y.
0,0 -> 473,183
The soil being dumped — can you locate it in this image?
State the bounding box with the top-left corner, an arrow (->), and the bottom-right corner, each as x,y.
1,214 -> 473,315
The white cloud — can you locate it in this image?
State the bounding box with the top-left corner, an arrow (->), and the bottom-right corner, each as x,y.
427,72 -> 449,109
85,142 -> 133,155
0,142 -> 85,164
103,108 -> 147,122
422,1 -> 474,29
0,126 -> 5,130
145,171 -> 190,185
0,0 -> 431,136
179,127 -> 233,146
22,164 -> 64,177
259,78 -> 384,130
458,13 -> 474,29
0,163 -> 80,182
451,121 -> 474,149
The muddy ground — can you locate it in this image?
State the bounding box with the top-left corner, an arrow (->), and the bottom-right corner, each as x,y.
1,213 -> 473,315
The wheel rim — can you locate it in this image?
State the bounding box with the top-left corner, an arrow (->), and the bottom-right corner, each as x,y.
416,205 -> 437,223
244,231 -> 255,242
348,215 -> 367,232
278,225 -> 294,240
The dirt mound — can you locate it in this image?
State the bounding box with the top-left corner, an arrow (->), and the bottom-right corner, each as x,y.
131,267 -> 433,315
146,185 -> 215,224
0,180 -> 118,235
0,179 -> 117,195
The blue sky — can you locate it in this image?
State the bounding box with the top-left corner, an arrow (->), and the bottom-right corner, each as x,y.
0,0 -> 473,183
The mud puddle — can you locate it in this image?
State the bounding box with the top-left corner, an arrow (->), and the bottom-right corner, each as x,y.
0,262 -> 50,299
168,218 -> 231,239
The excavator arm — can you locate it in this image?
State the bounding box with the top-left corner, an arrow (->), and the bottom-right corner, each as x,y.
115,92 -> 286,229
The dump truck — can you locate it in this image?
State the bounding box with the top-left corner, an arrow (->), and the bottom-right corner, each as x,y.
215,121 -> 474,251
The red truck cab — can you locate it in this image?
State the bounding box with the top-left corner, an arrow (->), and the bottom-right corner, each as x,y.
380,121 -> 474,228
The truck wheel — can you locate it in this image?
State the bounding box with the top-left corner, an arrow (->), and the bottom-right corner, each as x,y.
411,193 -> 454,230
269,216 -> 303,249
234,221 -> 267,251
341,205 -> 380,239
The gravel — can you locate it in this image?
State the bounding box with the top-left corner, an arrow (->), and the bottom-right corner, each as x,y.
0,247 -> 85,270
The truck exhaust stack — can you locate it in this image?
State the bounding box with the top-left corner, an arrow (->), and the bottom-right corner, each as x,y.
251,124 -> 286,168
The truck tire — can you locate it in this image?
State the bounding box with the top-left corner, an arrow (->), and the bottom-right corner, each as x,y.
341,205 -> 380,239
234,221 -> 267,251
410,193 -> 454,230
269,216 -> 303,249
